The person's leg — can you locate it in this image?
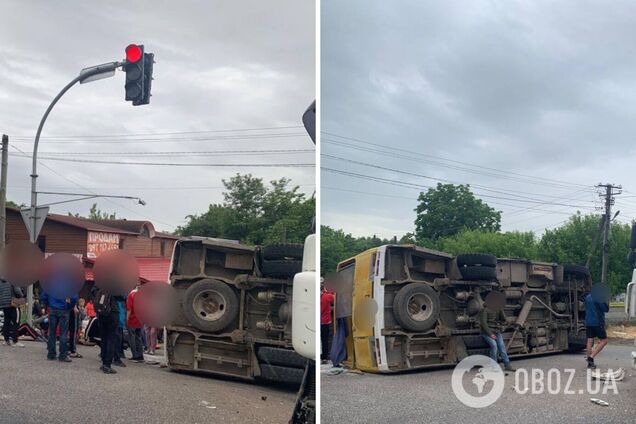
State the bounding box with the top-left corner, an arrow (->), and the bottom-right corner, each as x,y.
130,328 -> 143,359
2,307 -> 11,343
495,332 -> 512,369
5,307 -> 18,344
113,327 -> 122,362
590,329 -> 608,359
586,338 -> 594,358
481,333 -> 498,363
67,309 -> 77,354
148,327 -> 157,354
58,310 -> 70,360
101,316 -> 114,367
320,324 -> 330,360
47,310 -> 59,359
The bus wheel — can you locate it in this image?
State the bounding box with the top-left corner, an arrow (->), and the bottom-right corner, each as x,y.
393,283 -> 440,332
183,279 -> 239,332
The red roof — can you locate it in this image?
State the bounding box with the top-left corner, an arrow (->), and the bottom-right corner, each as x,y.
137,257 -> 171,283
83,257 -> 171,283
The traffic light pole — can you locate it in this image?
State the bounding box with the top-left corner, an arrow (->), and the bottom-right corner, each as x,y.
26,63 -> 121,325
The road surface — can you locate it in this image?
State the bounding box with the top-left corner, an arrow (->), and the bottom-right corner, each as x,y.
321,344 -> 636,423
0,340 -> 296,424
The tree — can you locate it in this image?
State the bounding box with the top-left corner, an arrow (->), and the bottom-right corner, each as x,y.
414,183 -> 501,243
177,174 -> 313,246
537,213 -> 631,295
436,229 -> 539,259
320,225 -> 392,274
68,203 -> 117,220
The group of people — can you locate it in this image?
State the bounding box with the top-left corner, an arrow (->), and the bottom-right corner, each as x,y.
477,285 -> 610,371
1,276 -> 159,375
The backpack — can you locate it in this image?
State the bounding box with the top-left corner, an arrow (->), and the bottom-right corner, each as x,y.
93,288 -> 112,316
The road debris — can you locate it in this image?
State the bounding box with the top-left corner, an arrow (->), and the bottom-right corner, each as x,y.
590,368 -> 625,382
590,398 -> 609,406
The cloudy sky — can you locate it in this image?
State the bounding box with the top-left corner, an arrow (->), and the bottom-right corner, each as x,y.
321,0 -> 636,239
0,0 -> 315,233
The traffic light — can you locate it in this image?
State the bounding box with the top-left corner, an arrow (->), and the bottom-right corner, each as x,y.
135,52 -> 154,106
124,44 -> 145,103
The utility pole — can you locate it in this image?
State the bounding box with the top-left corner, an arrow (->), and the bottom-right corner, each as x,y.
598,183 -> 622,284
0,135 -> 7,248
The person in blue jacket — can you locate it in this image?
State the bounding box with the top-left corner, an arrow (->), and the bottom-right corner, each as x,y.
40,289 -> 77,362
585,284 -> 610,369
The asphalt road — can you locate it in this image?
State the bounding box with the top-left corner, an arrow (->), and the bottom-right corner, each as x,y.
0,341 -> 296,424
607,306 -> 635,324
321,344 -> 636,424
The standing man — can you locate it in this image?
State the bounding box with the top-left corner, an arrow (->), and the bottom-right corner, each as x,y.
126,286 -> 144,363
0,278 -> 24,347
479,291 -> 515,372
585,284 -> 610,369
93,286 -> 120,374
320,284 -> 335,363
40,289 -> 76,362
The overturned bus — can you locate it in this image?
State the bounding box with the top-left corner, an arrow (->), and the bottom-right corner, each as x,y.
165,237 -> 309,385
328,244 -> 591,373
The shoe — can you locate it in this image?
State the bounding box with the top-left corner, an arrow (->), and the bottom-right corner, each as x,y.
113,360 -> 126,367
504,365 -> 516,372
59,357 -> 72,363
587,357 -> 596,369
13,342 -> 25,348
4,341 -> 11,346
101,365 -> 117,374
47,356 -> 56,361
131,357 -> 145,363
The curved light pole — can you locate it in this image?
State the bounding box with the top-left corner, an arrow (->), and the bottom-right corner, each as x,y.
26,61 -> 122,324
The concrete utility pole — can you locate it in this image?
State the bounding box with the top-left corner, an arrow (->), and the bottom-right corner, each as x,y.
598,183 -> 622,284
0,135 -> 7,248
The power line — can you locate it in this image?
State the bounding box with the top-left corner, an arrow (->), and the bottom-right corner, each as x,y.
10,150 -> 314,168
321,158 -> 597,208
9,144 -> 176,229
11,148 -> 314,157
11,125 -> 305,139
322,167 -> 597,210
10,133 -> 307,144
323,132 -> 592,190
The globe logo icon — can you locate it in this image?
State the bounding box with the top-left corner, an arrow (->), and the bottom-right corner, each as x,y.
452,355 -> 505,408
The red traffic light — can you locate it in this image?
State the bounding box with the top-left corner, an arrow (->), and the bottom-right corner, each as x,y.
125,44 -> 143,63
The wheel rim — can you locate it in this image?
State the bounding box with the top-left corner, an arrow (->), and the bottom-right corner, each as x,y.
406,293 -> 433,321
192,290 -> 227,322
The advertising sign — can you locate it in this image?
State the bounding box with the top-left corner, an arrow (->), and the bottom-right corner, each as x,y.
87,232 -> 119,259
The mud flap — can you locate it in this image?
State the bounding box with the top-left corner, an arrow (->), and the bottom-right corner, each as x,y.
290,361 -> 316,424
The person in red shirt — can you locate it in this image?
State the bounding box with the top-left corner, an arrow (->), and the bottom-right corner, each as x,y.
126,286 -> 145,363
320,284 -> 335,363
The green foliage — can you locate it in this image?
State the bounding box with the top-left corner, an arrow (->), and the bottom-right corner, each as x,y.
320,226 -> 393,275
68,203 -> 117,220
537,213 -> 631,295
323,211 -> 633,294
7,200 -> 24,209
414,183 -> 501,243
176,174 -> 313,246
436,229 -> 539,260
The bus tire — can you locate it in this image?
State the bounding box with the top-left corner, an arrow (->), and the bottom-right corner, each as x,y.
459,266 -> 497,281
456,253 -> 497,268
393,283 -> 440,332
183,279 -> 239,333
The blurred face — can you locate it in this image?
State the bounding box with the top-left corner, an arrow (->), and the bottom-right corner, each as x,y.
78,299 -> 85,307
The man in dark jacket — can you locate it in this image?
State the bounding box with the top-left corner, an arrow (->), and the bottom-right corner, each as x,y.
0,278 -> 24,347
40,290 -> 77,362
92,286 -> 124,374
585,284 -> 610,369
